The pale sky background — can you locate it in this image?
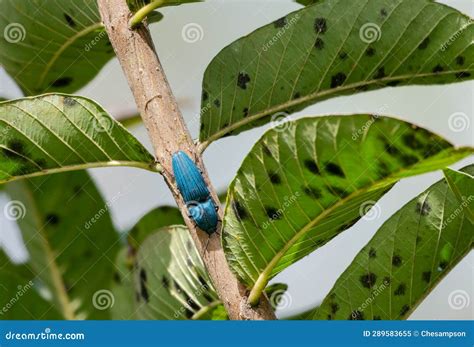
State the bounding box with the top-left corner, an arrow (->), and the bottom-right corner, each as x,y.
0,0 -> 472,319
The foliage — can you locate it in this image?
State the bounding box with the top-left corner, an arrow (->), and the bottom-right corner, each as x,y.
0,0 -> 472,320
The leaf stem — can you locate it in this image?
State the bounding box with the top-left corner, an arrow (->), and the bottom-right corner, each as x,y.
129,0 -> 165,28
191,300 -> 222,320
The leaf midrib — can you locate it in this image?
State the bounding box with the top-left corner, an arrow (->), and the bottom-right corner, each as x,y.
245,148 -> 469,305
0,160 -> 157,185
200,69 -> 472,150
247,183 -> 388,305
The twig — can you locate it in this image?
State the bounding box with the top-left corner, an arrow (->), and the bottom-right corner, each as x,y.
97,0 -> 276,320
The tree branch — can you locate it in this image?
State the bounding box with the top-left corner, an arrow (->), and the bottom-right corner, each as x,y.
97,0 -> 276,320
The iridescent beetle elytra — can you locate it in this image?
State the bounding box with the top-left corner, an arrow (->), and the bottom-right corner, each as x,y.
172,151 -> 219,235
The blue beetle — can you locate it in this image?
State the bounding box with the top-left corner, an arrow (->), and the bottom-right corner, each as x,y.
172,150 -> 210,203
187,199 -> 219,235
172,151 -> 219,235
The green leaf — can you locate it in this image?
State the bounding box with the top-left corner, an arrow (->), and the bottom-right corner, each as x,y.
265,282 -> 289,299
199,0 -> 473,145
295,0 -> 318,6
0,94 -> 157,185
444,168 -> 474,223
5,170 -> 120,319
127,206 -> 183,250
147,11 -> 164,24
0,250 -> 62,319
112,206 -> 184,319
112,207 -> 184,319
286,308 -> 317,320
222,115 -> 473,304
0,0 -> 114,95
308,165 -> 474,320
201,304 -> 228,320
134,225 -> 225,320
110,248 -> 137,320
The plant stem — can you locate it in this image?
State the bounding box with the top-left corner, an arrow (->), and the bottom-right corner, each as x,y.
97,0 -> 276,320
191,300 -> 222,320
129,0 -> 165,28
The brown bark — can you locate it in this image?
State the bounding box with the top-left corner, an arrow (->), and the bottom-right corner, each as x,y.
97,0 -> 276,320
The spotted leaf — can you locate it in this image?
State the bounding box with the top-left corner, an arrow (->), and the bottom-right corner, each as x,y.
0,0 -> 115,94
0,94 -> 156,185
0,251 -> 62,319
308,165 -> 473,320
200,0 -> 473,146
222,115 -> 473,303
134,226 -> 226,320
444,167 -> 474,223
4,170 -> 120,319
109,248 -> 138,320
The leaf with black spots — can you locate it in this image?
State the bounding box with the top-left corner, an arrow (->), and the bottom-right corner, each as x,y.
308,165 -> 473,320
0,94 -> 156,185
0,250 -> 62,319
5,171 -> 120,319
443,168 -> 474,223
134,226 -> 227,320
0,0 -> 116,94
199,0 -> 473,146
109,248 -> 137,320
